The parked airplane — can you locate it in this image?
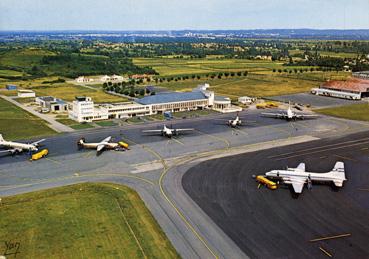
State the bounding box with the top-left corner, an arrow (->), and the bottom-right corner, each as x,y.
261,103 -> 318,121
0,134 -> 45,155
216,112 -> 253,128
142,125 -> 194,138
77,136 -> 129,154
265,162 -> 346,194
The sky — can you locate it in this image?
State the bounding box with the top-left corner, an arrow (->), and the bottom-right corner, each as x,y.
1,0 -> 369,31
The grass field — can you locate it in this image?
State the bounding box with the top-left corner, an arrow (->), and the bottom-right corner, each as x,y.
0,183 -> 179,259
0,97 -> 55,140
95,120 -> 118,127
156,72 -> 349,98
315,103 -> 369,121
55,118 -> 94,130
134,58 -> 350,98
0,69 -> 26,77
0,48 -> 56,68
133,57 -> 309,76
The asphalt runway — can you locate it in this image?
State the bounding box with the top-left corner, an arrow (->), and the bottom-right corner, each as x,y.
182,131 -> 369,258
269,93 -> 363,108
1,109 -> 369,258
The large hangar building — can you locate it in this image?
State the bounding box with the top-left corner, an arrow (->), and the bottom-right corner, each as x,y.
311,71 -> 369,100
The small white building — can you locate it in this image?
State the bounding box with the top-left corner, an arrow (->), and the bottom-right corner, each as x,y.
75,76 -> 94,83
68,97 -> 150,122
17,90 -> 36,98
100,74 -> 124,82
36,96 -> 69,113
238,96 -> 255,105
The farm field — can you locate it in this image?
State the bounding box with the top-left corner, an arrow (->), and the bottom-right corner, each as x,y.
0,97 -> 55,140
0,183 -> 179,259
315,103 -> 369,121
0,77 -> 127,103
134,57 -> 350,98
156,71 -> 349,98
133,57 -> 309,76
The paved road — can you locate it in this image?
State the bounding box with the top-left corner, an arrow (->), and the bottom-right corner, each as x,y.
183,131 -> 369,258
1,110 -> 369,258
0,95 -> 74,132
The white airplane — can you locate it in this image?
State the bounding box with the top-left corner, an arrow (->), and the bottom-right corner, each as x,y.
77,136 -> 129,154
216,112 -> 252,128
261,103 -> 318,121
142,125 -> 194,138
265,162 -> 346,194
0,134 -> 45,155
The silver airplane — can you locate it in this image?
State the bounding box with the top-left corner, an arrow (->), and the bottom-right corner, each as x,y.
0,134 -> 45,155
77,136 -> 129,154
265,162 -> 346,194
142,125 -> 194,138
215,112 -> 252,128
261,103 -> 318,121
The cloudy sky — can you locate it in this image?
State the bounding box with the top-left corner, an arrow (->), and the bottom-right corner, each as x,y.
1,0 -> 369,30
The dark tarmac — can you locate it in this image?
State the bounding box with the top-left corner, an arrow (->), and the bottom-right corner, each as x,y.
183,131 -> 369,258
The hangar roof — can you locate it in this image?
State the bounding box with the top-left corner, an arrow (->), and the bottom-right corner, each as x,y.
321,78 -> 369,93
137,91 -> 207,105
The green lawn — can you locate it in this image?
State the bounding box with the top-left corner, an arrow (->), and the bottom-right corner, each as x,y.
0,183 -> 179,259
0,97 -> 55,140
56,118 -> 95,130
95,120 -> 118,127
315,103 -> 369,121
70,123 -> 95,130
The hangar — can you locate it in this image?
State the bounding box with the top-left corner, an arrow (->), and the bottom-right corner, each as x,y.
311,72 -> 369,100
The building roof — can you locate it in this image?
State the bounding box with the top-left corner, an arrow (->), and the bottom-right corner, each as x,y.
38,96 -> 55,102
214,95 -> 230,101
137,91 -> 207,105
321,78 -> 369,93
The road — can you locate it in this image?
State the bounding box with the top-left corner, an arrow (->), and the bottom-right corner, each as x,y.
1,109 -> 369,258
0,95 -> 74,132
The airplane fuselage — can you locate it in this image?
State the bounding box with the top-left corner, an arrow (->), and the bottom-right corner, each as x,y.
0,140 -> 38,152
228,117 -> 242,127
266,169 -> 344,187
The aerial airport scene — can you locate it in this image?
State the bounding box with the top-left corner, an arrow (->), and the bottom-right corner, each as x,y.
1,0 -> 369,258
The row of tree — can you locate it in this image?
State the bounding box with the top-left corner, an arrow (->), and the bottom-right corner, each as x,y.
153,71 -> 249,83
102,82 -> 155,97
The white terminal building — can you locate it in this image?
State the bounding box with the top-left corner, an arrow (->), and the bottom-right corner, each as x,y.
69,84 -> 242,123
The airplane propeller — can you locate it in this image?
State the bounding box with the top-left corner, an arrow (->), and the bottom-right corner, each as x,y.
307,174 -> 312,190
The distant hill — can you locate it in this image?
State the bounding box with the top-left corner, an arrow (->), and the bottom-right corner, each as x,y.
1,29 -> 369,41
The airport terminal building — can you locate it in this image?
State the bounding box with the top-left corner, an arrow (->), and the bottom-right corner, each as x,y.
69,85 -> 241,122
311,71 -> 369,100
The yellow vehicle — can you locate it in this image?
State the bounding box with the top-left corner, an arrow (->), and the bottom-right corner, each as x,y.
31,149 -> 49,161
256,175 -> 278,190
265,102 -> 279,108
256,103 -> 267,109
118,141 -> 129,149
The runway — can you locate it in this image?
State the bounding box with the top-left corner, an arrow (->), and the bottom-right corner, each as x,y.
1,109 -> 369,258
182,131 -> 369,258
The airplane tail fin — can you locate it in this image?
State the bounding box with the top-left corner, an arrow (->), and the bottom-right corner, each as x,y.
331,161 -> 346,187
0,134 -> 3,141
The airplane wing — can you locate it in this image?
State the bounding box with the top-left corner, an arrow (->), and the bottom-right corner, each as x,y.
31,138 -> 46,146
291,181 -> 305,193
296,163 -> 305,172
142,129 -> 163,133
295,114 -> 319,119
284,176 -> 306,193
261,112 -> 286,118
100,136 -> 112,143
96,144 -> 106,152
0,149 -> 14,154
174,128 -> 194,132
